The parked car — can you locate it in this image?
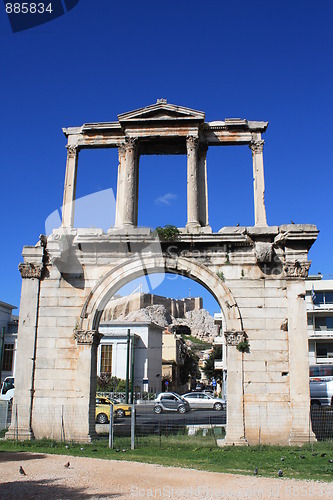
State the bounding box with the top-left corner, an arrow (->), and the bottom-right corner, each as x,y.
182,392 -> 226,411
310,380 -> 333,406
0,377 -> 14,402
153,392 -> 190,414
95,396 -> 131,423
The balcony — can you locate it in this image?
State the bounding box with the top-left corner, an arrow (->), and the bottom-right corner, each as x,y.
308,329 -> 333,340
214,336 -> 224,345
214,360 -> 224,370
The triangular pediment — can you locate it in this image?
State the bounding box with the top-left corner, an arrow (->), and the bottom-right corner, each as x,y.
118,100 -> 205,123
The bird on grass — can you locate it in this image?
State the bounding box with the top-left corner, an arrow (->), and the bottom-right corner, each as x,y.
64,462 -> 70,468
321,453 -> 326,457
328,459 -> 333,464
19,466 -> 26,476
281,457 -> 285,462
253,467 -> 258,475
278,470 -> 283,477
300,455 -> 305,459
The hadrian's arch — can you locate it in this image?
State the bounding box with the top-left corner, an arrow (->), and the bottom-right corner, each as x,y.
9,100 -> 318,445
79,255 -> 242,332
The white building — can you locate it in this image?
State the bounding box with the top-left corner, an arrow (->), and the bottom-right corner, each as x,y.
306,277 -> 333,365
0,300 -> 18,383
213,278 -> 333,394
98,321 -> 163,394
213,312 -> 227,398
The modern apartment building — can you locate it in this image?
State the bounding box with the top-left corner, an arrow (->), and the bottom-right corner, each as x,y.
306,277 -> 333,366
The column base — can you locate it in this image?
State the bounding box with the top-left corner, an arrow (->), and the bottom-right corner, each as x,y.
108,226 -> 151,236
184,224 -> 212,234
5,426 -> 35,441
217,434 -> 249,447
289,430 -> 317,446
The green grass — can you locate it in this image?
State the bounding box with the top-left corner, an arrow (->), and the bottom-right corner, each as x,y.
1,435 -> 333,481
182,334 -> 212,349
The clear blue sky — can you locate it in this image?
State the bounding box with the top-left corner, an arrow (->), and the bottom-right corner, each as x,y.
0,0 -> 332,315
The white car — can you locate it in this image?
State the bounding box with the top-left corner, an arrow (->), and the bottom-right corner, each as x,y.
0,376 -> 15,402
182,392 -> 226,411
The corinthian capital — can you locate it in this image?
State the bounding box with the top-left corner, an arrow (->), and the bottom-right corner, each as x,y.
118,143 -> 126,156
249,140 -> 264,154
224,331 -> 247,346
66,145 -> 79,158
125,137 -> 138,151
186,135 -> 199,152
18,262 -> 43,279
74,329 -> 103,345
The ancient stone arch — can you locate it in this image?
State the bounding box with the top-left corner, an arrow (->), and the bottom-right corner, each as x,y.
79,254 -> 242,332
8,100 -> 318,445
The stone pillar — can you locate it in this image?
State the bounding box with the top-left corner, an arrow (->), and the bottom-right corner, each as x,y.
118,137 -> 138,228
250,138 -> 267,227
62,145 -> 79,228
198,142 -> 209,226
72,329 -> 103,442
114,144 -> 126,228
6,246 -> 44,440
186,135 -> 200,229
286,280 -> 315,444
218,331 -> 248,446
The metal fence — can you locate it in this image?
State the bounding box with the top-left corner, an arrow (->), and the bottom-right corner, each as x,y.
2,402 -> 333,448
0,401 -> 11,431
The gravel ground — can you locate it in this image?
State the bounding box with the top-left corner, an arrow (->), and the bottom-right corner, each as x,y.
0,451 -> 332,499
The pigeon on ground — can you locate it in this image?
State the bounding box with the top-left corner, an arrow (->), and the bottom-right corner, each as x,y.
115,449 -> 121,452
64,462 -> 70,468
300,455 -> 305,459
328,459 -> 333,463
19,466 -> 26,476
122,449 -> 127,452
281,457 -> 285,462
278,470 -> 283,477
321,453 -> 326,457
254,467 -> 258,475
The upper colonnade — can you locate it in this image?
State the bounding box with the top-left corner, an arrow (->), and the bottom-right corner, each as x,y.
61,99 -> 269,231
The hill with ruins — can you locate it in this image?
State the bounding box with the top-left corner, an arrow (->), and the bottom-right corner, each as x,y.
102,292 -> 218,342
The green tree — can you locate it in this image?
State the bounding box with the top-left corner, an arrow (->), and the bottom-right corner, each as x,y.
202,346 -> 222,381
180,349 -> 200,385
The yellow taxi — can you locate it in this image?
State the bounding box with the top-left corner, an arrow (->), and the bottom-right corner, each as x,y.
95,396 -> 131,424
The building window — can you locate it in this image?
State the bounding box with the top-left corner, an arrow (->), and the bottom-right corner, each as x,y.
313,291 -> 333,305
316,343 -> 333,359
100,345 -> 112,373
313,292 -> 324,305
2,344 -> 14,372
315,317 -> 333,331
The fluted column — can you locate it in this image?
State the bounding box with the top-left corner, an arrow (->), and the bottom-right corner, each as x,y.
221,331 -> 248,446
250,138 -> 267,226
114,144 -> 126,228
198,142 -> 209,226
186,135 -> 200,228
115,138 -> 138,228
62,145 -> 79,228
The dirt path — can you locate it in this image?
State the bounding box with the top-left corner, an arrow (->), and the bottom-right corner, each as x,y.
0,451 -> 332,499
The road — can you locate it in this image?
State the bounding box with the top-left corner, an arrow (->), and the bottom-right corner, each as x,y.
104,404 -> 227,436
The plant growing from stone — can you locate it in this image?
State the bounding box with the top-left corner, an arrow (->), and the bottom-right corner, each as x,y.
153,225 -> 180,240
236,340 -> 250,353
216,270 -> 225,282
